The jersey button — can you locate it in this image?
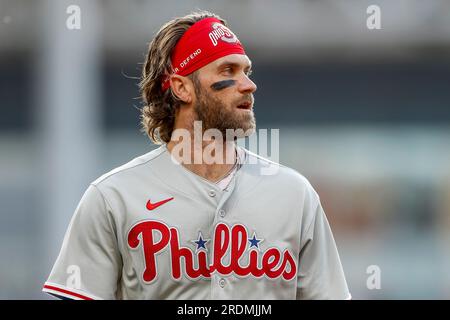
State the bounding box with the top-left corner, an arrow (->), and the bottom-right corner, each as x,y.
208,190 -> 216,197
219,209 -> 226,218
219,278 -> 226,288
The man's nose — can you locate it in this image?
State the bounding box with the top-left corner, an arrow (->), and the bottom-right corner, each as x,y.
238,74 -> 257,94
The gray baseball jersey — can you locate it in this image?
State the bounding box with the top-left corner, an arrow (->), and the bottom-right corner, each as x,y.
43,145 -> 351,300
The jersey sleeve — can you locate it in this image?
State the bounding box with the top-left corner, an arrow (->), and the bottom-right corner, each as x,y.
43,184 -> 122,300
296,189 -> 351,300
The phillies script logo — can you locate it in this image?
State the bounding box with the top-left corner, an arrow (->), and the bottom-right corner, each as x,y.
127,220 -> 297,283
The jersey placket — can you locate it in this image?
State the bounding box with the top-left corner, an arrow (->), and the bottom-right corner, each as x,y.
208,168 -> 239,299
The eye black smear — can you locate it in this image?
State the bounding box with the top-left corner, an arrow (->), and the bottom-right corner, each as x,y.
210,80 -> 236,91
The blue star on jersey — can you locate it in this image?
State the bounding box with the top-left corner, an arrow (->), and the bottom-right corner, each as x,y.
248,232 -> 263,250
191,232 -> 209,252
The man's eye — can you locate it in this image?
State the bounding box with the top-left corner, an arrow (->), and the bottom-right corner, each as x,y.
222,67 -> 233,74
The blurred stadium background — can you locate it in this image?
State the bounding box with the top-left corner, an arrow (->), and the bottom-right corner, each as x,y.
1,0 -> 450,299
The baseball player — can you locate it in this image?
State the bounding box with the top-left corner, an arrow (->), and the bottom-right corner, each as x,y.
43,11 -> 351,300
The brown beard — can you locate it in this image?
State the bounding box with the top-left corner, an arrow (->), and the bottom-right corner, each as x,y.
193,82 -> 256,139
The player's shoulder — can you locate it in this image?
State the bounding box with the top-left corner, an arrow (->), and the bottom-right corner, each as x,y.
243,148 -> 312,184
91,144 -> 167,188
242,147 -> 319,198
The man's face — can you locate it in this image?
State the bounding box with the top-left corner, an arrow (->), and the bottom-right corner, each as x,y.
192,54 -> 257,138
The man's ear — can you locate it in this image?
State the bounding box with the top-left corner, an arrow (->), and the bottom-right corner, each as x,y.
170,75 -> 194,104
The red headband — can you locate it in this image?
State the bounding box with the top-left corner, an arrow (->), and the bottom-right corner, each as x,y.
161,17 -> 246,92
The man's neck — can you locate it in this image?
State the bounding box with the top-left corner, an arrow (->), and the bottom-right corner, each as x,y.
166,138 -> 237,183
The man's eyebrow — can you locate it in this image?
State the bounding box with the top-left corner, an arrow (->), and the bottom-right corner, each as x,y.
217,61 -> 252,70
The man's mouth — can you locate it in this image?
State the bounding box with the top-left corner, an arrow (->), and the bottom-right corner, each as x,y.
236,101 -> 253,110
